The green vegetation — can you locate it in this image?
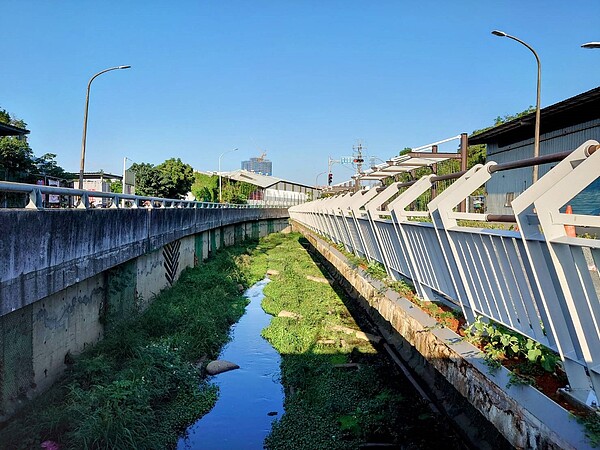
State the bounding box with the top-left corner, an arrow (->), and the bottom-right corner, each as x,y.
464,317 -> 562,387
579,413 -> 600,448
471,106 -> 536,136
252,233 -> 462,449
0,108 -> 73,184
191,172 -> 257,203
0,244 -> 260,449
382,107 -> 537,205
130,158 -> 195,199
191,172 -> 219,202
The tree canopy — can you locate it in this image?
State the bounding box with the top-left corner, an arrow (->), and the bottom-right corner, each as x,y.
130,158 -> 195,199
156,158 -> 195,199
0,108 -> 73,183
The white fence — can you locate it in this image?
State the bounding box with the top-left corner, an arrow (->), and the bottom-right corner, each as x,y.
290,140 -> 600,407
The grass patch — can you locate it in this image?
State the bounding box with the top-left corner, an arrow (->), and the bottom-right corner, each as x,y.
0,242 -> 261,450
253,233 -> 464,449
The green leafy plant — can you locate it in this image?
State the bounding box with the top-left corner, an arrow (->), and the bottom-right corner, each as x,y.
464,316 -> 561,388
365,261 -> 388,281
579,413 -> 600,447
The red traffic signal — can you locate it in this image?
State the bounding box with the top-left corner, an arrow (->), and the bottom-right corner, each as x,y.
328,173 -> 333,185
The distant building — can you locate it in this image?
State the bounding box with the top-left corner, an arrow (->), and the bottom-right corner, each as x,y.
78,172 -> 123,206
241,157 -> 272,176
224,169 -> 320,206
469,86 -> 600,214
0,122 -> 29,138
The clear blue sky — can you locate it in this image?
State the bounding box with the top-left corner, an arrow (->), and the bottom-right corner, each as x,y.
2,1 -> 599,186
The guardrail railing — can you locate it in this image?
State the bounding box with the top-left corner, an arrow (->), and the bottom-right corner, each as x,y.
290,140 -> 600,408
0,181 -> 292,210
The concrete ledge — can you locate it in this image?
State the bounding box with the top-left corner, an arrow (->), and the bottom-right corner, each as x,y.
0,208 -> 288,316
292,220 -> 592,450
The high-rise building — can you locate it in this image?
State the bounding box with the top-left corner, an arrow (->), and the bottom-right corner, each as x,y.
241,157 -> 272,176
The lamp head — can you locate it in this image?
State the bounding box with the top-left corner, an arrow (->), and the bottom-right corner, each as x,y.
582,42 -> 600,49
492,30 -> 507,37
118,65 -> 132,69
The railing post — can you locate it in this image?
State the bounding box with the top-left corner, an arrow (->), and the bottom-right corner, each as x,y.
459,133 -> 468,212
431,144 -> 438,199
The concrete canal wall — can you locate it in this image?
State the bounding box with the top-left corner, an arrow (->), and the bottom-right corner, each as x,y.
292,220 -> 593,450
0,207 -> 288,421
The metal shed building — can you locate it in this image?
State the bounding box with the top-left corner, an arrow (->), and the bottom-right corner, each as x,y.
469,86 -> 600,214
224,169 -> 321,206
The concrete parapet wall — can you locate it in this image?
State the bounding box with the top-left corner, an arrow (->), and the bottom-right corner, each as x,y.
292,220 -> 592,450
0,210 -> 288,421
32,274 -> 105,395
0,208 -> 287,317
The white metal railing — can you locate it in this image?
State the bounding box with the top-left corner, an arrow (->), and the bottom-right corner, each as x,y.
0,181 -> 289,210
290,140 -> 600,407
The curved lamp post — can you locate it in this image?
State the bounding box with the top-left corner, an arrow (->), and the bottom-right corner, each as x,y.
582,42 -> 600,49
219,148 -> 238,203
492,30 -> 541,183
315,171 -> 327,187
78,65 -> 131,189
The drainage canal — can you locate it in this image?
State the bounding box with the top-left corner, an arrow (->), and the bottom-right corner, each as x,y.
178,278 -> 283,449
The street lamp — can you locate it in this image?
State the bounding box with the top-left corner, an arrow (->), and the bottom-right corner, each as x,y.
219,148 -> 238,203
492,30 -> 542,183
315,171 -> 327,187
582,42 -> 600,49
78,65 -> 131,189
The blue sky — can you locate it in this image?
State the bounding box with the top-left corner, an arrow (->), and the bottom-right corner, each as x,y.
2,1 -> 599,186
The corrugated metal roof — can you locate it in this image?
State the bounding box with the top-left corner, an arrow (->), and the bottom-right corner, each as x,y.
469,86 -> 600,146
224,170 -> 281,188
0,122 -> 30,137
223,169 -> 318,190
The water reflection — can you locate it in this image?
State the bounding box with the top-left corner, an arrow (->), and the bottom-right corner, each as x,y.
178,278 -> 284,449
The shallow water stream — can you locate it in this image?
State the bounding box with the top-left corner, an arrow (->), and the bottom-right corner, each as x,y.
177,277 -> 284,449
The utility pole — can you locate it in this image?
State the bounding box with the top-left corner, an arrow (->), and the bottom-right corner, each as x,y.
353,142 -> 365,192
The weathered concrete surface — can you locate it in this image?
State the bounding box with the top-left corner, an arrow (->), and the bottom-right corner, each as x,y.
32,273 -> 105,395
292,220 -> 593,450
0,208 -> 288,317
0,212 -> 288,422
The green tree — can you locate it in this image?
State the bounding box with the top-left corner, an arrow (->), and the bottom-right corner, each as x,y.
0,108 -> 11,124
0,136 -> 35,181
0,109 -> 71,183
34,153 -> 75,179
129,162 -> 161,197
155,158 -> 194,199
130,159 -> 195,199
109,180 -> 123,193
0,109 -> 34,181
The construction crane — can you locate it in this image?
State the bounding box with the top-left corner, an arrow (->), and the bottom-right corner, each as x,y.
257,151 -> 267,162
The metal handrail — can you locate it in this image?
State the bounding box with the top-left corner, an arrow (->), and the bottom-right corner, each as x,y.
0,181 -> 291,210
290,140 -> 600,405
